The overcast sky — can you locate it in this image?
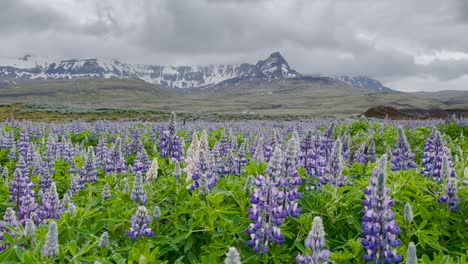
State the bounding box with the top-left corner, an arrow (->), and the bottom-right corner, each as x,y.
1,0 -> 468,92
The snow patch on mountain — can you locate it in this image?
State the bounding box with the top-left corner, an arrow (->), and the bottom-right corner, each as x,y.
0,52 -> 392,91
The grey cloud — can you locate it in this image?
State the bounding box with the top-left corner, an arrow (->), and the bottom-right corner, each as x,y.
0,0 -> 68,33
0,0 -> 467,91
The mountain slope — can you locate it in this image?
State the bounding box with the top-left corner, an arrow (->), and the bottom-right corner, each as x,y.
1,53 -> 390,91
333,76 -> 393,91
411,90 -> 468,109
0,78 -> 444,117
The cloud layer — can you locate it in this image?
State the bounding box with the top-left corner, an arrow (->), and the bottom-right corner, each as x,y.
1,0 -> 468,91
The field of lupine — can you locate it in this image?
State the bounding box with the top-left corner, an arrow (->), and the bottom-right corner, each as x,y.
0,114 -> 467,264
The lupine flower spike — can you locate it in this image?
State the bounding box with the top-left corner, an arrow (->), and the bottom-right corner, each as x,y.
126,206 -> 155,240
296,216 -> 331,264
406,242 -> 417,264
225,247 -> 241,264
131,172 -> 148,205
361,154 -> 402,263
42,222 -> 59,258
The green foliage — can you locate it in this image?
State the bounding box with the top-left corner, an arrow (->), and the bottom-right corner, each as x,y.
0,121 -> 467,263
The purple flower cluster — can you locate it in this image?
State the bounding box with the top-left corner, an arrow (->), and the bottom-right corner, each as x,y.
131,172 -> 148,205
0,208 -> 19,251
296,216 -> 330,264
301,131 -> 327,177
283,138 -> 302,217
422,128 -> 455,182
391,127 -> 417,171
81,147 -> 98,183
353,135 -> 377,165
126,206 -> 155,241
438,177 -> 459,211
9,166 -> 40,224
341,129 -> 351,164
159,112 -> 184,161
353,141 -> 368,164
188,148 -> 219,195
133,143 -> 150,175
39,182 -> 65,220
361,155 -> 402,263
105,138 -> 126,175
246,175 -> 285,253
321,138 -> 348,187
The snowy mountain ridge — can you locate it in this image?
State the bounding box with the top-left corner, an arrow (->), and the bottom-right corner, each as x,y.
0,52 -> 390,90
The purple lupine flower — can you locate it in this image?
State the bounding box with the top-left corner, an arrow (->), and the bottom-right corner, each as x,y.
229,129 -> 238,151
15,156 -> 30,180
367,138 -> 376,163
133,143 -> 150,175
44,134 -> 58,168
310,134 -> 328,178
105,138 -> 126,175
1,131 -> 14,149
263,130 -> 279,163
25,146 -> 36,169
266,146 -> 284,183
284,137 -> 302,218
68,158 -> 78,174
321,124 -> 335,163
223,150 -> 235,175
131,172 -> 148,205
302,132 -> 325,177
102,184 -> 111,200
300,131 -> 314,167
7,144 -> 17,161
218,131 -> 230,156
18,128 -> 31,163
422,129 -> 455,182
32,154 -> 44,176
61,138 -> 74,162
296,216 -> 330,264
126,206 -> 155,241
212,144 -> 225,175
188,148 -> 218,193
246,175 -> 285,253
253,137 -> 265,163
0,208 -> 19,251
321,138 -> 348,187
40,166 -> 54,191
353,141 -> 368,164
18,193 -> 40,225
391,127 -> 417,171
361,155 -> 402,263
159,112 -> 184,161
39,182 -> 65,220
9,167 -> 34,206
81,147 -> 98,183
438,177 -> 459,211
67,174 -> 85,197
96,134 -> 108,167
341,129 -> 351,164
233,142 -> 248,175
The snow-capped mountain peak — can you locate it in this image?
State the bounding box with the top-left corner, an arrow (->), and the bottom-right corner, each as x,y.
255,52 -> 299,79
0,52 -> 392,91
